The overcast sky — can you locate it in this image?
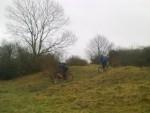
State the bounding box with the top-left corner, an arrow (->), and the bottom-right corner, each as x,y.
0,0 -> 150,59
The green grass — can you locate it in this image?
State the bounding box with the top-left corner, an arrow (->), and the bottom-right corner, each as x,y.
0,65 -> 150,113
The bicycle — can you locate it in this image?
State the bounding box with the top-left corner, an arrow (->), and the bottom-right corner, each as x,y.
50,70 -> 73,84
97,65 -> 103,73
97,63 -> 109,73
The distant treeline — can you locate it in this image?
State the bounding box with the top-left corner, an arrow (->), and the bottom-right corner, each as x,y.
109,47 -> 150,67
66,56 -> 88,66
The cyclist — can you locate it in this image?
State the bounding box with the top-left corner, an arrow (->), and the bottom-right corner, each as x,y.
58,63 -> 69,80
99,55 -> 109,71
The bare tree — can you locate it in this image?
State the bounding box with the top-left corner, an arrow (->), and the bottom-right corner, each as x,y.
6,0 -> 75,56
87,34 -> 113,63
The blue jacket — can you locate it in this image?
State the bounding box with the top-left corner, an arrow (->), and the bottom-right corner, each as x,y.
58,63 -> 68,72
100,55 -> 108,64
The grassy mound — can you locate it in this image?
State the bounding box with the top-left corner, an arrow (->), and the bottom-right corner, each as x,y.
0,65 -> 150,113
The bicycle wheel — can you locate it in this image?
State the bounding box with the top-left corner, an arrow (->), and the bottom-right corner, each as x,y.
50,72 -> 61,84
97,65 -> 103,73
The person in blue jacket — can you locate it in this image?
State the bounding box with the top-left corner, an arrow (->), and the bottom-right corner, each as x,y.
58,63 -> 68,80
99,55 -> 109,71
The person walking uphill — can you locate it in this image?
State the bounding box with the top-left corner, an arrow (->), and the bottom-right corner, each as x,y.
99,55 -> 109,71
58,63 -> 69,80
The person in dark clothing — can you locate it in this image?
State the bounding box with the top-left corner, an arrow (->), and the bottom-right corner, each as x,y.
99,55 -> 109,71
58,63 -> 68,80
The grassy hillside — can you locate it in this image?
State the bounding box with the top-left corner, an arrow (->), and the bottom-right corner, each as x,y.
0,65 -> 150,113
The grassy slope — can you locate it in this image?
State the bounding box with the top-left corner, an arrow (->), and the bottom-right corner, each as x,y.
0,65 -> 150,113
